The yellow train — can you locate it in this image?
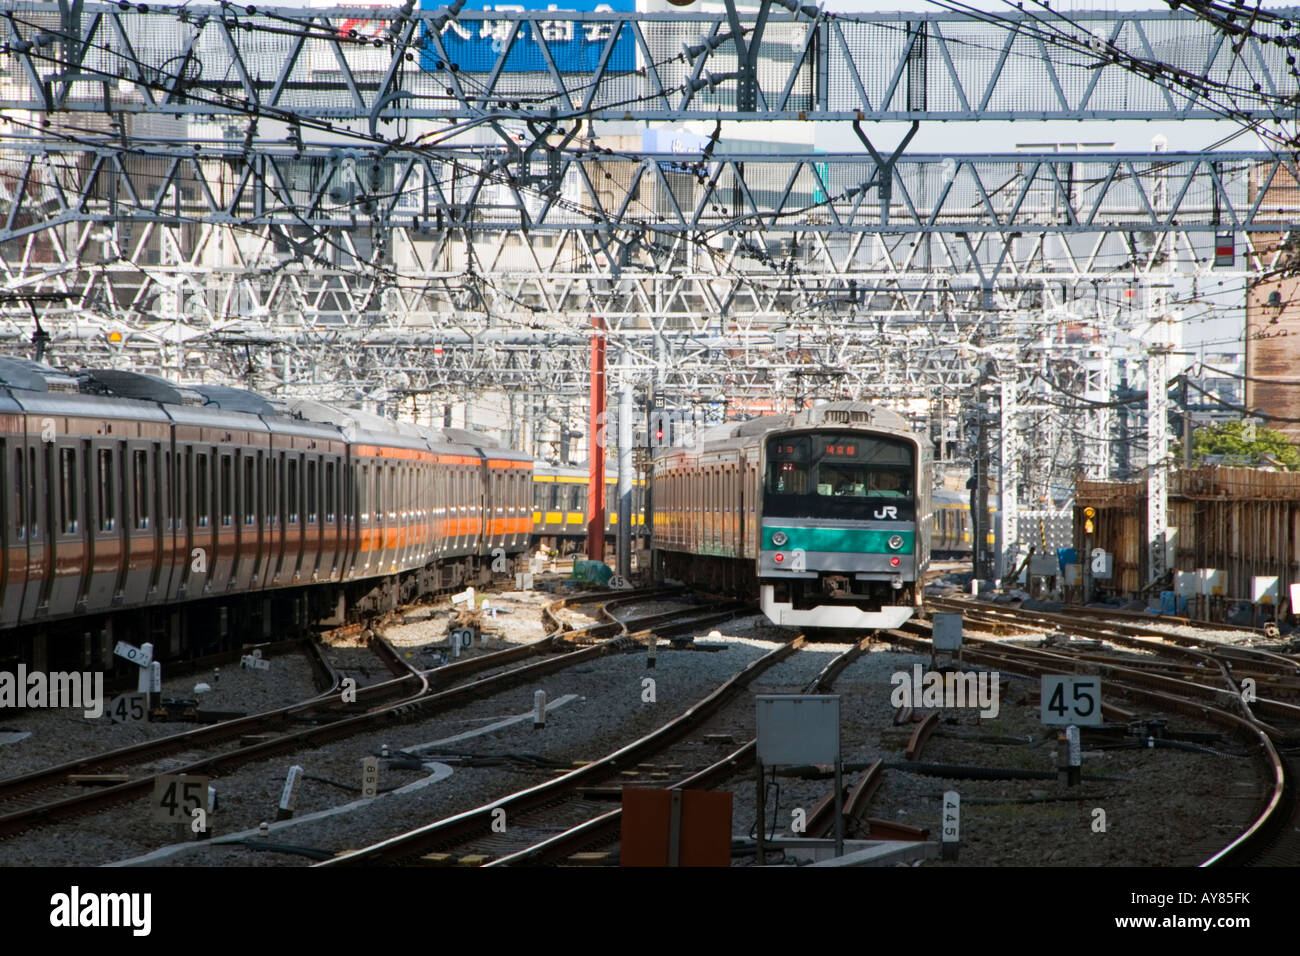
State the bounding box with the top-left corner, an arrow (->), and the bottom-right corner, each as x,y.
932,488 -> 998,557
531,461 -> 647,550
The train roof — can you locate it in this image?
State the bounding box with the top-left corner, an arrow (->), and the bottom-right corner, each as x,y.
932,487 -> 1004,507
8,389 -> 175,424
79,369 -> 207,406
0,356 -> 78,393
279,399 -> 429,450
534,459 -> 640,481
696,401 -> 916,445
193,384 -> 278,417
0,362 -> 536,460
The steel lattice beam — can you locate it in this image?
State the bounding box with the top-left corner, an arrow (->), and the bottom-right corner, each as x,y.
2,5 -> 1297,123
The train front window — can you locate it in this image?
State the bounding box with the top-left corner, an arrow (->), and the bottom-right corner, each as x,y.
764,433 -> 915,519
815,466 -> 911,499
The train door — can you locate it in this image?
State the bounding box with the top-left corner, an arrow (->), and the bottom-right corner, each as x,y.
357,462 -> 370,575
28,441 -> 55,616
178,444 -> 194,597
479,457 -> 493,559
230,449 -> 244,589
114,440 -> 131,605
51,440 -> 90,615
197,447 -> 215,594
0,439 -> 10,629
394,461 -> 409,569
12,437 -> 38,621
287,452 -> 303,580
243,451 -> 261,586
322,456 -> 337,578
372,461 -> 383,571
737,462 -> 746,558
213,450 -> 233,588
147,442 -> 164,598
304,455 -> 320,579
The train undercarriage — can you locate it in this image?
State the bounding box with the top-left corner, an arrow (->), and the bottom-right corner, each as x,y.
656,548 -> 918,629
0,555 -> 496,677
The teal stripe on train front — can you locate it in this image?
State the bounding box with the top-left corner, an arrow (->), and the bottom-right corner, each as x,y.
762,526 -> 913,553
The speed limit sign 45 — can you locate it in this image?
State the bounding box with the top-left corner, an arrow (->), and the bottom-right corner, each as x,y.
1040,676 -> 1103,726
152,774 -> 212,823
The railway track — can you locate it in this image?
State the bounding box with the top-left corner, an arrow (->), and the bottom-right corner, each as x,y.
0,587 -> 738,843
320,630 -> 871,867
903,600 -> 1300,867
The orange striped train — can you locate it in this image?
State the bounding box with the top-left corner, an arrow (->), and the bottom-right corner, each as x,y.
0,360 -> 533,671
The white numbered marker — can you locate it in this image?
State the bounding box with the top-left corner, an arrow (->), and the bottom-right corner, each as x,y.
1040,676 -> 1103,726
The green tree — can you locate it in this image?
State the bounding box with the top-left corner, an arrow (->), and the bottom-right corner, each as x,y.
1178,420 -> 1300,469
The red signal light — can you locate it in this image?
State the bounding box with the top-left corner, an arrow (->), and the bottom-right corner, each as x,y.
890,557 -> 900,567
774,552 -> 784,563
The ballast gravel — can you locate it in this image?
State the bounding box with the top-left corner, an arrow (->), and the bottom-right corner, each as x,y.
2,613 -> 782,866
0,649 -> 320,780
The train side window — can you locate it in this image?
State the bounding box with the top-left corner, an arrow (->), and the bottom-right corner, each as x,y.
219,454 -> 233,527
288,457 -> 299,524
28,447 -> 39,538
60,447 -> 79,534
134,449 -> 149,529
388,466 -> 396,519
195,454 -> 209,528
360,464 -> 369,524
164,452 -> 174,530
97,448 -> 115,532
266,456 -> 277,527
307,459 -> 318,523
244,457 -> 256,524
374,465 -> 383,522
152,446 -> 163,537
14,448 -> 23,540
184,449 -> 193,532
325,461 -> 336,523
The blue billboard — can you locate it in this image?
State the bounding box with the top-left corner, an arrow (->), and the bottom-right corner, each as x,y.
419,0 -> 636,74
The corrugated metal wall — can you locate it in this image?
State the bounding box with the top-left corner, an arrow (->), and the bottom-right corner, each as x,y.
1076,466 -> 1300,614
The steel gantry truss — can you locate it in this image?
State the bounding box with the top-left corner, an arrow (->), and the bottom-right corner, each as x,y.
3,4 -> 1299,123
0,1 -> 1296,568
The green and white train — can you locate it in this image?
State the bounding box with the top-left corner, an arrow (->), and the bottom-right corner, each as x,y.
653,401 -> 932,630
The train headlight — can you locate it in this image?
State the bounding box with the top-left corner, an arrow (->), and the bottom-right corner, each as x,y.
771,531 -> 788,546
888,535 -> 904,550
774,552 -> 784,563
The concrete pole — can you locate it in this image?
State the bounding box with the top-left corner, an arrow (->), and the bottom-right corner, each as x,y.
997,374 -> 1018,585
1147,346 -> 1169,587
